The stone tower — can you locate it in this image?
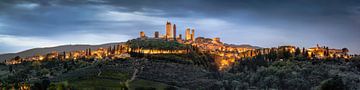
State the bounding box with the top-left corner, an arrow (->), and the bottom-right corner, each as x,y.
185,28 -> 191,41
166,21 -> 172,39
140,31 -> 145,38
178,34 -> 182,40
191,29 -> 195,41
173,24 -> 177,40
154,31 -> 159,38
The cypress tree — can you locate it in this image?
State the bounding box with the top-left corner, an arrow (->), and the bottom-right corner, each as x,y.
89,48 -> 92,55
295,47 -> 301,57
63,51 -> 66,60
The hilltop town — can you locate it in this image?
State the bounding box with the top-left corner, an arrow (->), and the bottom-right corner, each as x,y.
3,21 -> 352,70
1,21 -> 359,90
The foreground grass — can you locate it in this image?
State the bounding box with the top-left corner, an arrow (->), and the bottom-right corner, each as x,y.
129,79 -> 170,90
49,71 -> 171,90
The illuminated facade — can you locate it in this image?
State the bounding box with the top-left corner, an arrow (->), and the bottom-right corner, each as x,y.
278,45 -> 296,53
307,44 -> 349,59
185,28 -> 191,41
5,44 -> 130,65
140,31 -> 146,38
166,21 -> 172,38
191,29 -> 195,41
212,37 -> 221,44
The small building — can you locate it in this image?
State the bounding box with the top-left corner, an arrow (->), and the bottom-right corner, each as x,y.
140,31 -> 146,38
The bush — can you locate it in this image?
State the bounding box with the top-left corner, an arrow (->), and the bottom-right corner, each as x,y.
319,76 -> 345,90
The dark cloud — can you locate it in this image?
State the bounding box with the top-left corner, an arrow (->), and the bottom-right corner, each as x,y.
0,0 -> 360,54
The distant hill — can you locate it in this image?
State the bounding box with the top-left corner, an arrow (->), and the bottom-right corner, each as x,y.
225,44 -> 262,49
0,42 -> 124,62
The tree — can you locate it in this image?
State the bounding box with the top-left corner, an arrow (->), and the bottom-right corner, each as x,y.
9,65 -> 13,73
295,47 -> 301,57
62,51 -> 66,60
63,62 -> 69,71
89,48 -> 92,55
342,48 -> 349,55
112,45 -> 116,54
42,78 -> 51,90
250,51 -> 253,57
284,51 -> 292,60
256,52 -> 264,60
325,47 -> 329,57
311,53 -> 316,59
319,76 -> 345,90
304,50 -> 309,58
267,49 -> 277,61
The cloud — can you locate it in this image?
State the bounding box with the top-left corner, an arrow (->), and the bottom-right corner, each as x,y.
15,3 -> 39,9
98,10 -> 165,25
0,0 -> 360,54
194,19 -> 230,29
0,35 -> 62,48
56,33 -> 132,45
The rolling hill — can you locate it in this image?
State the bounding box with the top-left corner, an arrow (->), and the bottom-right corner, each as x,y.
0,42 -> 124,62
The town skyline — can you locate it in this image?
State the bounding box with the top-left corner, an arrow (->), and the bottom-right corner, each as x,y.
4,21 -> 352,68
2,1 -> 360,89
1,0 -> 360,54
1,20 -> 358,54
0,20 -> 358,54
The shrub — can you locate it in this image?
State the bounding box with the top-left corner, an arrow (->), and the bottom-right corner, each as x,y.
319,76 -> 345,90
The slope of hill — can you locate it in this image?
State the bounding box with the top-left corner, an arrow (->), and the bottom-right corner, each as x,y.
0,42 -> 124,62
226,44 -> 262,49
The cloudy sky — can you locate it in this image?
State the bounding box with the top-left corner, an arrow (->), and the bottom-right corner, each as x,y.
0,0 -> 360,54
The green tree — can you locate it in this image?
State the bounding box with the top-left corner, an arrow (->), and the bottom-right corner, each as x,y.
267,49 -> 277,61
295,47 -> 301,57
319,76 -> 345,90
283,51 -> 292,60
9,65 -> 13,73
325,47 -> 329,57
303,50 -> 309,58
342,48 -> 349,55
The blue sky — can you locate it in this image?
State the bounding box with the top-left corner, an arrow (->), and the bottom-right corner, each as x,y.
0,0 -> 360,54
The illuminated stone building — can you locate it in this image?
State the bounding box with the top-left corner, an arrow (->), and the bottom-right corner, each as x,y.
45,51 -> 59,60
278,45 -> 296,53
32,55 -> 45,61
140,31 -> 146,38
185,28 -> 191,41
307,44 -> 349,59
212,37 -> 221,44
166,21 -> 172,38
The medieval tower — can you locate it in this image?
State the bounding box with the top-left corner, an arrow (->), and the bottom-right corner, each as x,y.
166,21 -> 172,39
173,24 -> 177,40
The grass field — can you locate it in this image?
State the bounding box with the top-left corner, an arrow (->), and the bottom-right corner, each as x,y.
0,65 -> 9,79
50,71 -> 171,90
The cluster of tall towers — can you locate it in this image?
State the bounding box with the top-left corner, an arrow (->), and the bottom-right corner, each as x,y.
165,21 -> 195,41
185,28 -> 195,41
165,21 -> 177,40
140,21 -> 196,42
